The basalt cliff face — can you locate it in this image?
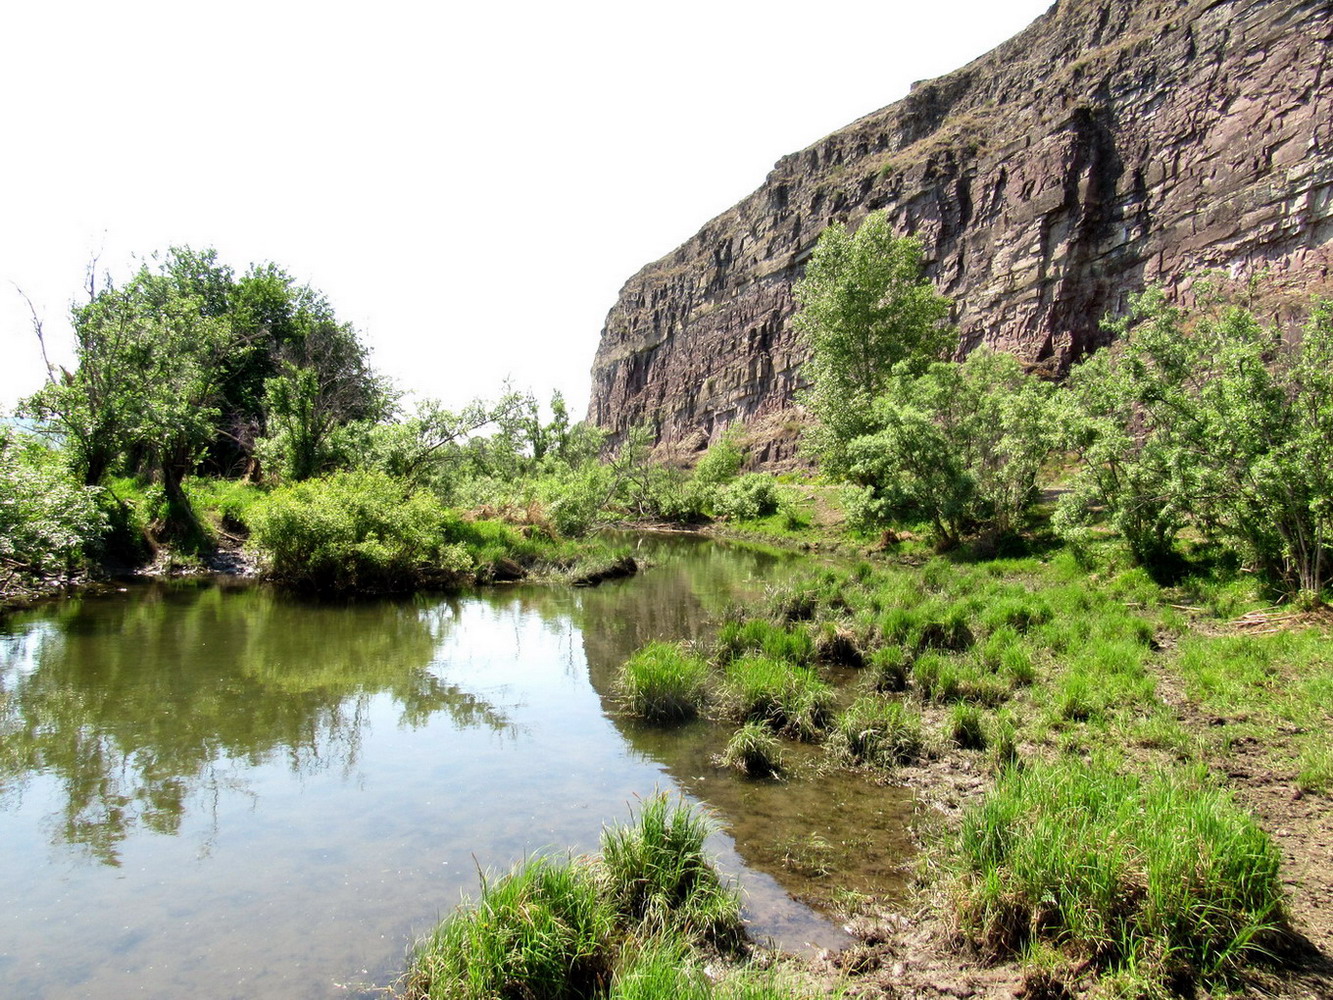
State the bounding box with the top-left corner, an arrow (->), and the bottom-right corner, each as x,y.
587,0 -> 1333,461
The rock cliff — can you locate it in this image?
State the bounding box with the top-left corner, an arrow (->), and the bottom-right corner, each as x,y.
587,0 -> 1333,461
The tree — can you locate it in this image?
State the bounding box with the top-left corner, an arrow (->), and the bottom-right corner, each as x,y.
1057,287 -> 1333,596
21,260 -> 242,508
793,211 -> 954,473
843,349 -> 1054,546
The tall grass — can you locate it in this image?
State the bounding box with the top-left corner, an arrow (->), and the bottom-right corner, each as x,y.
403,856 -> 613,1000
714,618 -> 815,665
718,655 -> 835,740
950,759 -> 1285,983
828,696 -> 924,768
618,642 -> 709,722
598,794 -> 743,948
718,722 -> 784,778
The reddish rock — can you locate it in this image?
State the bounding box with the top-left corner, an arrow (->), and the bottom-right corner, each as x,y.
588,0 -> 1333,460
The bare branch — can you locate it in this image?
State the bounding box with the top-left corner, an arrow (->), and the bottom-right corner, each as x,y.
13,283 -> 58,387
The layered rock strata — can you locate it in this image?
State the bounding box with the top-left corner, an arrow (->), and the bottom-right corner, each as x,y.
587,0 -> 1333,461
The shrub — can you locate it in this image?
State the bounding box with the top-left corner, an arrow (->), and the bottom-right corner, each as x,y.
719,656 -> 835,740
618,642 -> 709,722
403,855 -> 613,1000
598,794 -> 742,948
717,722 -> 784,778
714,474 -> 781,521
829,696 -> 923,768
951,760 -> 1285,983
0,441 -> 106,579
248,470 -> 471,592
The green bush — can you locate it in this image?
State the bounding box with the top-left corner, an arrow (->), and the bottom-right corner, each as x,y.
713,474 -> 781,521
949,703 -> 987,750
0,440 -> 106,579
248,469 -> 470,592
618,642 -> 709,722
951,760 -> 1284,983
404,855 -> 613,1000
598,794 -> 742,948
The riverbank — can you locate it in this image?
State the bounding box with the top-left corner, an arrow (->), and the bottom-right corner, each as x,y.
586,541 -> 1333,1000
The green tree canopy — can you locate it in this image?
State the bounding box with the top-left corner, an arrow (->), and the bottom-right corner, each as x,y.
793,212 -> 954,473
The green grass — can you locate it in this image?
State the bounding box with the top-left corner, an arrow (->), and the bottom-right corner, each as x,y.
714,618 -> 815,665
403,855 -> 613,1000
717,722 -> 784,778
949,703 -> 987,750
950,759 -> 1285,985
828,696 -> 924,768
618,642 -> 709,722
718,655 -> 835,740
598,794 -> 742,948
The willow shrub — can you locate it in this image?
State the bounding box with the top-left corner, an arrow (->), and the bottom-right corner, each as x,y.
951,759 -> 1284,983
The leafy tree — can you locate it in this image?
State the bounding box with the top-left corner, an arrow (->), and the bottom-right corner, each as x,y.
1057,287 -> 1333,596
843,349 -> 1053,546
22,261 -> 242,524
793,211 -> 954,473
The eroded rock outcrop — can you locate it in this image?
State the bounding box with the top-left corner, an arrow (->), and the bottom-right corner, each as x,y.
588,0 -> 1333,462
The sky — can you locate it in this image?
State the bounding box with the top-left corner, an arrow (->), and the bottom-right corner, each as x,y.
0,0 -> 1053,420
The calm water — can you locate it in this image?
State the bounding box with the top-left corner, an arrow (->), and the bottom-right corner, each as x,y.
0,534 -> 912,999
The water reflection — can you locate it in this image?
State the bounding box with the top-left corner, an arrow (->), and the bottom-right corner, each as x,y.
0,534 -> 908,999
0,583 -> 509,864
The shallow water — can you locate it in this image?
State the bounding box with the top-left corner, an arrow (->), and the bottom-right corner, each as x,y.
0,534 -> 913,999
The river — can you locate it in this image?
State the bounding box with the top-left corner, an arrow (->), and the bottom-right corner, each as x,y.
0,533 -> 912,998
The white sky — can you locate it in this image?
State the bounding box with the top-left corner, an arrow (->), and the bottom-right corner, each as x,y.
0,0 -> 1052,420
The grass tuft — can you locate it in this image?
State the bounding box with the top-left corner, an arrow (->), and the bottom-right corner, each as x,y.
717,722 -> 785,778
718,656 -> 835,740
618,642 -> 709,722
403,855 -> 612,1000
598,794 -> 743,949
829,696 -> 924,768
950,759 -> 1285,986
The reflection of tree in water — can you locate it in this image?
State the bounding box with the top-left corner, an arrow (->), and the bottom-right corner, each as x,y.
0,582 -> 509,865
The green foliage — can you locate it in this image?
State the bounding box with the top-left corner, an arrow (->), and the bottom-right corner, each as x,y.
0,435 -> 105,579
1058,288 -> 1333,594
618,642 -> 709,722
691,433 -> 743,489
598,794 -> 743,948
247,470 -> 470,592
713,473 -> 782,522
951,760 -> 1284,984
717,722 -> 784,778
404,855 -> 613,1000
794,211 -> 954,474
842,348 -> 1054,546
828,696 -> 924,767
